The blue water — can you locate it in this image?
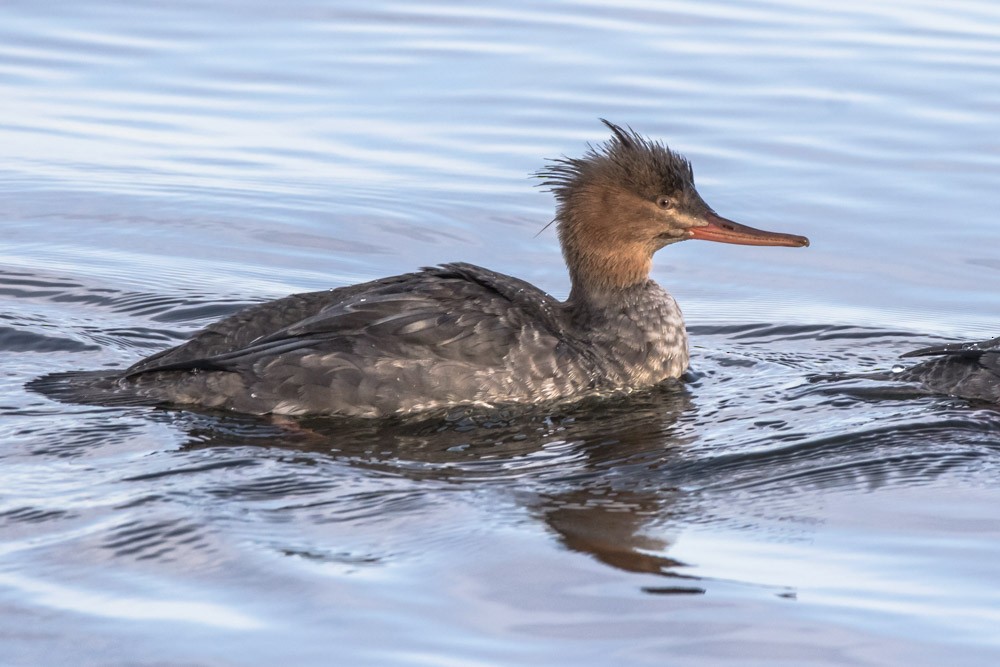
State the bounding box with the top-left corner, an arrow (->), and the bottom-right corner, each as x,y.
3,1 -> 1000,665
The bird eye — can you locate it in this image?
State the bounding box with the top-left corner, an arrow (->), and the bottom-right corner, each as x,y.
656,196 -> 673,209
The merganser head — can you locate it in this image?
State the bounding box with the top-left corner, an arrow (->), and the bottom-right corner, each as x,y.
537,119 -> 809,295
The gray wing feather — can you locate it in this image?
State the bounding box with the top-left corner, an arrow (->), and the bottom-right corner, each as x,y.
899,337 -> 1000,403
125,264 -> 566,377
901,336 -> 1000,358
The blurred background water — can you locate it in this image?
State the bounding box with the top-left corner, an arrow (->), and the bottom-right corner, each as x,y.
2,1 -> 1000,665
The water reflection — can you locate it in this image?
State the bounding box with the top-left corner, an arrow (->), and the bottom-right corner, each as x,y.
154,385 -> 700,580
116,363 -> 994,593
538,487 -> 698,588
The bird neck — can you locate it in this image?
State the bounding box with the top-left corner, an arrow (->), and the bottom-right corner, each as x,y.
556,188 -> 655,301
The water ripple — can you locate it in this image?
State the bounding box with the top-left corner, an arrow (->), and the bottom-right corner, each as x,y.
3,0 -> 1000,663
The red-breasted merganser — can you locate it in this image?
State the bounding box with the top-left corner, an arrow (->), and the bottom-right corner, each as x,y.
896,337 -> 1000,404
33,120 -> 809,417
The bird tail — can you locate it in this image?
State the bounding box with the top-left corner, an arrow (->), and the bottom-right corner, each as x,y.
26,370 -> 154,407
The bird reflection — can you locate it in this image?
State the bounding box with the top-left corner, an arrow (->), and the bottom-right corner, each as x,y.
171,381 -> 704,589
538,487 -> 703,592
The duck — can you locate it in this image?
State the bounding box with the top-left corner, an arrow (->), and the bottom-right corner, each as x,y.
894,336 -> 1000,404
32,120 -> 809,417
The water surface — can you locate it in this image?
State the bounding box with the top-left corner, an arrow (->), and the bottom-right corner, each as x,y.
3,1 -> 1000,665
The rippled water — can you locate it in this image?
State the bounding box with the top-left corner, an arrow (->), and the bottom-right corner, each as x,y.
3,1 -> 1000,665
